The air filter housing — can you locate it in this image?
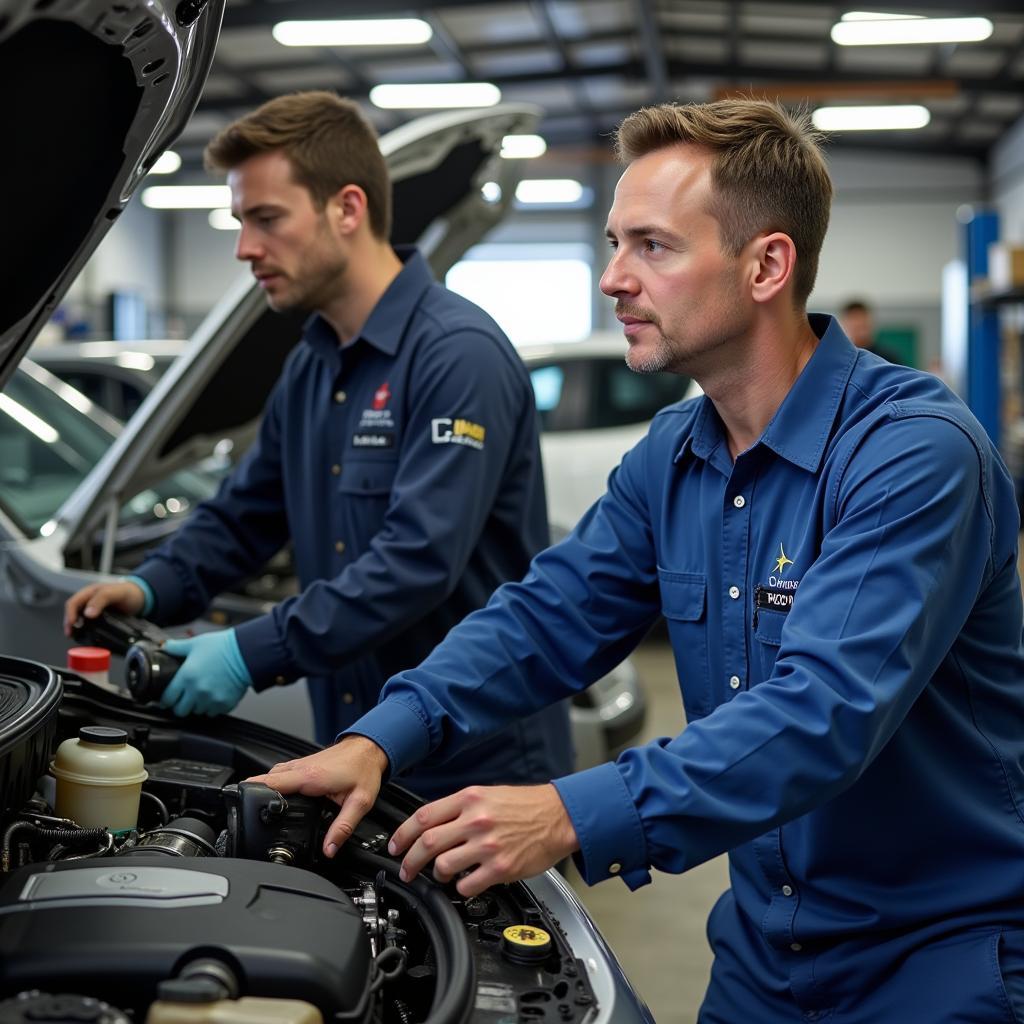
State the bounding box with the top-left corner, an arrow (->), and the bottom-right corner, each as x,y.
0,657 -> 61,816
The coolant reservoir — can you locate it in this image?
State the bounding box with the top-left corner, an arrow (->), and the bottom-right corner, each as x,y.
146,998 -> 324,1023
50,726 -> 148,830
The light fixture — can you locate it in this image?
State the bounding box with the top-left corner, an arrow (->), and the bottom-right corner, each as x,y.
272,18 -> 432,47
500,134 -> 548,159
149,150 -> 182,174
208,208 -> 238,231
832,15 -> 993,45
515,179 -> 584,204
369,83 -> 501,109
812,104 -> 931,131
141,185 -> 232,209
481,181 -> 502,203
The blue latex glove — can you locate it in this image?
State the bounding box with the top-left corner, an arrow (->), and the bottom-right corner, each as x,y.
160,629 -> 253,717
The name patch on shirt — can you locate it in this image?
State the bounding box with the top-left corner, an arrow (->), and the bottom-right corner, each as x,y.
755,583 -> 796,613
352,432 -> 395,449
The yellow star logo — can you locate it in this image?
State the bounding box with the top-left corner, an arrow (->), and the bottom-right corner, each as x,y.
774,543 -> 794,575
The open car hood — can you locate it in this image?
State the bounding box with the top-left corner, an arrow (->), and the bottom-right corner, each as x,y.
0,0 -> 223,392
57,104 -> 539,565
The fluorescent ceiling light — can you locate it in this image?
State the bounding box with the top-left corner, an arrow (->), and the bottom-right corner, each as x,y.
115,353 -> 157,372
142,185 -> 232,209
500,134 -> 548,159
272,18 -> 432,46
515,179 -> 584,204
840,12 -> 923,21
832,15 -> 992,45
149,150 -> 181,174
209,207 -> 238,231
369,83 -> 501,109
812,104 -> 931,131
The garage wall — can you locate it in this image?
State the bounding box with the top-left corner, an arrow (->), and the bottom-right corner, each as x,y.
169,211 -> 244,333
59,196 -> 167,340
993,114 -> 1024,242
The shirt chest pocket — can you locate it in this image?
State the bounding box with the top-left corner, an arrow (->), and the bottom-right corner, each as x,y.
337,458 -> 398,497
658,569 -> 713,720
753,607 -> 786,680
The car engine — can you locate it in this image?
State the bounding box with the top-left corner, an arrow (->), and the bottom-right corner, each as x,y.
0,653 -> 599,1024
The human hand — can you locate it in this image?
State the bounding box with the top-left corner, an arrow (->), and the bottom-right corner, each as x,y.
63,580 -> 146,636
247,736 -> 390,857
388,784 -> 580,898
159,629 -> 252,717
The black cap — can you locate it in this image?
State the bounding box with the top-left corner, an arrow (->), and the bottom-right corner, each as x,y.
79,726 -> 128,746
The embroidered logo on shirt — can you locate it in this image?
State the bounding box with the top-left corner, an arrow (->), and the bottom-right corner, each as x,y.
372,381 -> 391,410
430,417 -> 486,450
774,542 -> 794,575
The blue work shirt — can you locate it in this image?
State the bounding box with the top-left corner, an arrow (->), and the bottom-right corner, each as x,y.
352,314 -> 1024,948
136,248 -> 573,799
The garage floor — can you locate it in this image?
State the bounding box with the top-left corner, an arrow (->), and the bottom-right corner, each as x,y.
566,640 -> 729,1024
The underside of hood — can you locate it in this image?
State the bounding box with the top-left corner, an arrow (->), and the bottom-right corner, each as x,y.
0,0 -> 223,389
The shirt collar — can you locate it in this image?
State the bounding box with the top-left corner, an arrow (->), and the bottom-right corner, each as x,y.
675,314 -> 858,474
302,246 -> 434,362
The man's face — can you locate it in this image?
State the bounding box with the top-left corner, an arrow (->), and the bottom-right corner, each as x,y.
229,150 -> 348,313
599,145 -> 752,375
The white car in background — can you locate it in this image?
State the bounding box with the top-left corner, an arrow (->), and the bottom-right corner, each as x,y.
521,331 -> 703,536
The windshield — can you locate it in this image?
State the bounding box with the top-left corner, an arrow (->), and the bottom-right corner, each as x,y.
0,367 -> 218,536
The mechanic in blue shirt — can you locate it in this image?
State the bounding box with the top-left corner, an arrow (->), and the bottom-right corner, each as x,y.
64,91 -> 572,801
253,99 -> 1024,1022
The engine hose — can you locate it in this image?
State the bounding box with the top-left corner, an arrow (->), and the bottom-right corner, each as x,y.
344,847 -> 476,1024
52,830 -> 115,862
2,822 -> 108,872
369,946 -> 408,993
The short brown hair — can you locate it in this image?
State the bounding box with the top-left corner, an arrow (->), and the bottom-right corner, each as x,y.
614,100 -> 832,306
205,91 -> 391,240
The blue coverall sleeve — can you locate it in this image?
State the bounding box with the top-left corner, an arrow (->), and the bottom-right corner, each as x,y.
133,381 -> 289,625
354,412 -> 1003,891
233,329 -> 543,687
348,427 -> 664,772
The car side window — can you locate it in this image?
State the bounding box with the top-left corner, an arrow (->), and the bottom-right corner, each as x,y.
529,360 -> 590,433
589,359 -> 693,428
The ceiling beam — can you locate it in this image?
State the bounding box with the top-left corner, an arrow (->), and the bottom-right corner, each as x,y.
634,0 -> 669,104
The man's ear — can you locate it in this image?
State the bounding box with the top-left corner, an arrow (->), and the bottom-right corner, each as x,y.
749,232 -> 796,305
328,183 -> 369,236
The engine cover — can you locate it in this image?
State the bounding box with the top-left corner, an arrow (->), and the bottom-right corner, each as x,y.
0,855 -> 371,1017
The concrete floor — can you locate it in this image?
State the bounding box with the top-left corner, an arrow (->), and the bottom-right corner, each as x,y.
566,639 -> 730,1024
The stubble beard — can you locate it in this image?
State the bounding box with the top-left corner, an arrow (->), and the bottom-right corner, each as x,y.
264,220 -> 348,314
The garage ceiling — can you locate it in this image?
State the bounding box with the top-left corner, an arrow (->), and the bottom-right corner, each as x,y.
173,0 -> 1024,173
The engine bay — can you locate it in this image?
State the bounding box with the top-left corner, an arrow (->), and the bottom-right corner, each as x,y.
0,656 -> 599,1024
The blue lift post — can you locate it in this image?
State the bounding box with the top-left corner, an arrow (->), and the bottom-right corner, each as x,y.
963,209 -> 1002,447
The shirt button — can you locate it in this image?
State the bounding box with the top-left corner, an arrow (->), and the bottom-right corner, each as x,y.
733,495 -> 746,508
729,675 -> 741,690
342,692 -> 354,704
335,540 -> 346,553
608,862 -> 622,875
728,585 -> 740,599
790,942 -> 803,952
334,390 -> 347,403
331,464 -> 341,476
782,884 -> 794,896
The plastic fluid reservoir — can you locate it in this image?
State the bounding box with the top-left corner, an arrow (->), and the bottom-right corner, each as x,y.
67,646 -> 117,693
50,726 -> 148,830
